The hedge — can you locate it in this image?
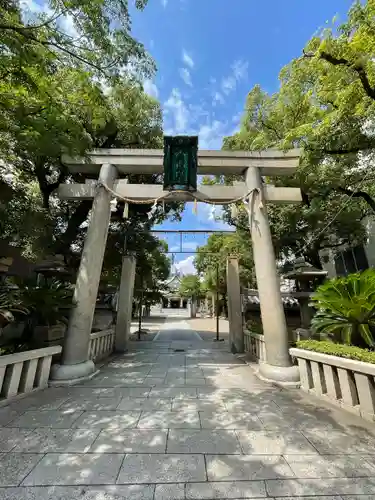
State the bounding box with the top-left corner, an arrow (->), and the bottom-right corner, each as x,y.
296,340 -> 375,365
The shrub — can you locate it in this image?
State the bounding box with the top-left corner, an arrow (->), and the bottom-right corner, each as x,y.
20,278 -> 73,326
296,339 -> 375,365
310,269 -> 375,348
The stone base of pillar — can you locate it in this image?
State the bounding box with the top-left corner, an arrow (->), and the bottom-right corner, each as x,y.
257,362 -> 300,388
49,360 -> 98,387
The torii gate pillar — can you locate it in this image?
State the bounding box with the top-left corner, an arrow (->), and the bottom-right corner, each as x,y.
246,167 -> 300,387
50,163 -> 118,385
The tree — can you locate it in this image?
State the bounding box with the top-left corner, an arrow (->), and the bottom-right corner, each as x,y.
1,0 -> 154,80
179,275 -> 202,300
195,232 -> 255,295
0,0 -> 169,265
223,0 -> 375,268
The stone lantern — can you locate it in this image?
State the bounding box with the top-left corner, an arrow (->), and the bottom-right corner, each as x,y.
34,255 -> 70,285
283,257 -> 327,337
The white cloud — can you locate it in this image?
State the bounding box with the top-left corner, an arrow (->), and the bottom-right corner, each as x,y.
232,59 -> 249,81
212,92 -> 225,106
164,88 -> 189,133
182,50 -> 194,69
193,203 -> 232,231
173,256 -> 196,275
198,120 -> 229,149
221,58 -> 248,95
222,76 -> 236,95
179,68 -> 192,87
143,79 -> 159,99
161,0 -> 168,7
21,0 -> 48,14
60,14 -> 78,37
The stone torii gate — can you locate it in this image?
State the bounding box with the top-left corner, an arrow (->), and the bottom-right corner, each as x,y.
50,148 -> 302,387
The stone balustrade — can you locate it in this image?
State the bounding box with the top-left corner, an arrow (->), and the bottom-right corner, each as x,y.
0,346 -> 61,405
244,329 -> 267,362
290,347 -> 375,422
89,328 -> 115,362
244,329 -> 251,353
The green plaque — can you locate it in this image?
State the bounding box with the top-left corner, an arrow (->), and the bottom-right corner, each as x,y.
163,136 -> 198,191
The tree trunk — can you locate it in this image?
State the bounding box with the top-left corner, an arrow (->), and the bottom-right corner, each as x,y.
54,200 -> 92,257
304,246 -> 323,270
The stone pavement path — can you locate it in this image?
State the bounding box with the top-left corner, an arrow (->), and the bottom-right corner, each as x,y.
1,320 -> 375,498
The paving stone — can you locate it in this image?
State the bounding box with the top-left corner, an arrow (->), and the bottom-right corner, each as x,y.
87,377 -> 147,387
266,478 -> 375,496
0,453 -> 42,487
148,387 -> 198,399
90,429 -> 168,453
154,483 -> 185,500
224,399 -> 281,414
284,453 -> 375,478
72,411 -> 140,430
117,398 -> 172,411
142,377 -> 167,386
137,411 -> 200,429
185,480 -> 267,499
12,428 -> 100,453
113,388 -> 151,398
22,453 -> 124,486
199,411 -> 263,430
184,379 -> 207,386
343,497 -> 375,500
64,387 -> 118,397
273,497 -> 342,500
7,411 -> 83,429
0,428 -> 33,452
58,397 -> 122,412
0,485 -> 155,500
117,453 -> 206,484
167,429 -> 242,454
302,428 -> 375,454
206,454 -> 295,481
236,430 -> 318,455
163,376 -> 186,385
258,409 -> 335,431
172,400 -> 226,412
9,397 -> 70,412
0,407 -> 20,426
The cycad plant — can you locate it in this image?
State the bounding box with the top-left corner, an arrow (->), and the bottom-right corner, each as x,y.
0,288 -> 29,328
310,269 -> 375,348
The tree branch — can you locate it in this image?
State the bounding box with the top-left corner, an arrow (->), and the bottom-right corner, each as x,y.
303,49 -> 375,100
337,186 -> 375,213
0,24 -> 106,74
55,200 -> 92,255
260,119 -> 282,140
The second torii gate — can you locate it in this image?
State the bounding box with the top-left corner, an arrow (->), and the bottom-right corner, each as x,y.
50,147 -> 302,388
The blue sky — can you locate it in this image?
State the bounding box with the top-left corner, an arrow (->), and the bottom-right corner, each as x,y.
129,0 -> 354,274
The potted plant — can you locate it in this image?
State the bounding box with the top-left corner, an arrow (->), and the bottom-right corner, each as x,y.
20,278 -> 73,347
310,269 -> 375,349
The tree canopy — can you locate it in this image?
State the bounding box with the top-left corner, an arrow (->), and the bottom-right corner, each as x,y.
179,275 -> 202,299
195,232 -> 256,295
0,0 -> 179,292
223,0 -> 375,268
